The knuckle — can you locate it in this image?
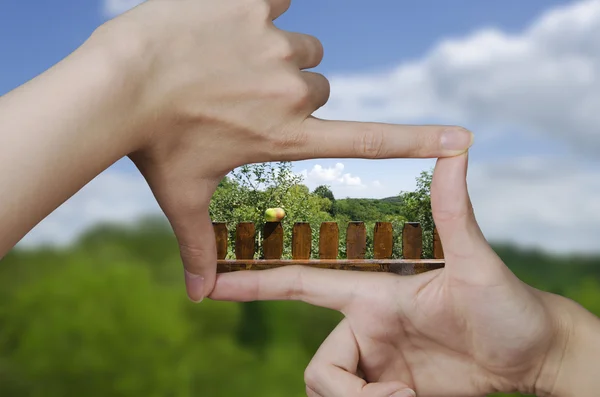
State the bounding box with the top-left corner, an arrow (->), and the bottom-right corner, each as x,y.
281,266 -> 305,300
277,75 -> 311,106
355,128 -> 387,159
272,35 -> 295,61
415,130 -> 441,156
304,364 -> 321,388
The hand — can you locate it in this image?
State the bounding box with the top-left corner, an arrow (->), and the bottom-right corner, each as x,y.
210,152 -> 596,396
90,0 -> 474,302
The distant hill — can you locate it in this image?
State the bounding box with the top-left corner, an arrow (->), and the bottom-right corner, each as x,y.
379,196 -> 403,203
334,196 -> 406,222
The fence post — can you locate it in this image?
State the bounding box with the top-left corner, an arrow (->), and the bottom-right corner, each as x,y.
235,222 -> 256,260
319,222 -> 339,259
403,222 -> 424,273
346,222 -> 367,259
263,222 -> 284,260
212,222 -> 228,260
292,223 -> 312,260
373,222 -> 393,259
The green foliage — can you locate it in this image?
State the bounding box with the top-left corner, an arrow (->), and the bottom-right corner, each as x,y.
1,162 -> 598,396
313,185 -> 336,216
2,222 -> 598,397
210,163 -> 333,259
334,197 -> 406,222
397,168 -> 434,258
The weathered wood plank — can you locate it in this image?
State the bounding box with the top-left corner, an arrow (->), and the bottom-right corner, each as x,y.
373,222 -> 393,259
346,222 -> 367,259
235,222 -> 256,260
403,222 -> 425,273
292,223 -> 312,260
213,222 -> 228,260
263,222 -> 284,259
319,222 -> 339,259
217,259 -> 445,275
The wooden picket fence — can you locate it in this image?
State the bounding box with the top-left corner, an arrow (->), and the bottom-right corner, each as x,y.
214,221 -> 445,275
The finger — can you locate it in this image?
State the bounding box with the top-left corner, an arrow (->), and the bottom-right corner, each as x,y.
282,31 -> 324,69
302,71 -> 331,111
306,386 -> 322,397
209,265 -> 393,312
306,320 -> 415,397
266,0 -> 291,19
131,154 -> 223,302
430,153 -> 504,276
175,209 -> 218,302
286,118 -> 474,161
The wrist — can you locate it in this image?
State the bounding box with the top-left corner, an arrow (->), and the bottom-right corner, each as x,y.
535,292 -> 600,397
0,25 -> 150,253
83,21 -> 152,153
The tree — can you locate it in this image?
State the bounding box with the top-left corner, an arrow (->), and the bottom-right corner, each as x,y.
398,169 -> 434,258
209,162 -> 333,259
312,185 -> 336,216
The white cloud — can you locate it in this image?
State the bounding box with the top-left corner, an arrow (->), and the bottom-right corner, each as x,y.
15,0 -> 600,254
17,171 -> 162,248
299,163 -> 365,188
468,157 -> 600,254
315,0 -> 600,155
103,0 -> 145,17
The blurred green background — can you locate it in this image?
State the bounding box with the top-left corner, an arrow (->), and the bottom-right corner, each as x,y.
2,164 -> 598,397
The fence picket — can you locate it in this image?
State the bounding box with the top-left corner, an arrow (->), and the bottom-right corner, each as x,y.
292,223 -> 312,260
373,222 -> 393,259
213,222 -> 228,260
402,222 -> 423,259
216,220 -> 444,275
346,222 -> 367,259
319,222 -> 339,259
263,222 -> 284,259
235,222 -> 255,260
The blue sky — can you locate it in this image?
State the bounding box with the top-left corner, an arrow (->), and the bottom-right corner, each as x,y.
2,0 -> 600,253
0,0 -> 572,177
1,0 -> 574,91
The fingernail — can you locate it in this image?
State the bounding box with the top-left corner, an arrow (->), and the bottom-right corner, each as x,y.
390,389 -> 416,397
185,270 -> 205,303
441,128 -> 474,151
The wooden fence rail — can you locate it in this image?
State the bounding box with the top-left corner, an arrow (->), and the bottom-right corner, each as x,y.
215,221 -> 445,275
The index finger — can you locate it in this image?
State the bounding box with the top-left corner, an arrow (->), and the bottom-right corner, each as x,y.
281,118 -> 474,161
208,265 -> 391,312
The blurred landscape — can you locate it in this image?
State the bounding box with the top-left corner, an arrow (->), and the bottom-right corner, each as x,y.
3,0 -> 600,396
2,163 -> 599,397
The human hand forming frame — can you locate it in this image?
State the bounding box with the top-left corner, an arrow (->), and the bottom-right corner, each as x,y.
211,153 -> 600,397
0,0 -> 473,302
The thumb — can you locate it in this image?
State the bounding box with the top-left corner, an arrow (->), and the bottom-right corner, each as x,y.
305,320 -> 416,397
131,150 -> 223,302
175,208 -> 218,303
430,152 -> 502,276
135,161 -> 220,302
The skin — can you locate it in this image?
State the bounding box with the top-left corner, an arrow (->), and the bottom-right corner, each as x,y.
211,153 -> 600,397
0,0 -> 474,303
5,1 -> 595,394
